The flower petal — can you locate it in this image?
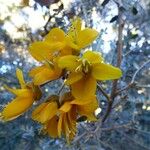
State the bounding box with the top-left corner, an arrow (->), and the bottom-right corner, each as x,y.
65,72 -> 83,85
29,42 -> 52,61
77,28 -> 98,49
68,17 -> 82,36
32,102 -> 58,123
4,85 -> 33,97
65,36 -> 79,50
58,113 -> 64,137
92,63 -> 122,80
32,103 -> 47,118
77,97 -> 98,121
58,55 -> 79,71
29,41 -> 63,62
83,50 -> 103,64
44,28 -> 65,42
71,75 -> 97,99
2,97 -> 34,121
46,116 -> 58,138
16,68 -> 26,88
63,113 -> 70,144
67,107 -> 77,140
29,65 -> 46,77
59,102 -> 72,113
30,65 -> 61,85
71,95 -> 96,105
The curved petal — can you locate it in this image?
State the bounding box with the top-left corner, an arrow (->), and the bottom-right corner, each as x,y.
29,41 -> 63,62
83,51 -> 103,64
59,102 -> 72,113
16,68 -> 26,88
44,28 -> 65,42
2,97 -> 34,121
58,113 -> 64,137
4,85 -> 33,97
46,116 -> 58,138
63,113 -> 70,143
77,98 -> 98,121
32,103 -> 47,118
65,36 -> 79,50
92,63 -> 122,80
71,75 -> 97,99
58,55 -> 79,71
71,95 -> 96,105
29,65 -> 46,77
32,102 -> 58,123
67,107 -> 77,140
30,65 -> 61,85
77,28 -> 98,49
65,72 -> 83,85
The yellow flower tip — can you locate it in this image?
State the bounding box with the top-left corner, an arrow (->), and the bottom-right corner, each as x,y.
16,68 -> 26,88
77,28 -> 99,49
1,97 -> 34,121
70,17 -> 82,32
92,63 -> 123,81
67,17 -> 99,50
44,28 -> 65,42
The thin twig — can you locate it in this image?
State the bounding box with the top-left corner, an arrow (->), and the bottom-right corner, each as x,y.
112,94 -> 127,109
119,131 -> 150,150
58,83 -> 65,95
102,3 -> 124,123
97,83 -> 110,101
136,84 -> 150,88
116,59 -> 150,95
115,83 -> 134,95
127,127 -> 150,135
73,132 -> 87,143
123,49 -> 133,57
73,122 -> 132,143
111,4 -> 124,99
101,122 -> 132,131
131,59 -> 150,84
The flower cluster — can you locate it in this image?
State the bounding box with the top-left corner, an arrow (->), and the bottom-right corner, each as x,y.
1,17 -> 122,143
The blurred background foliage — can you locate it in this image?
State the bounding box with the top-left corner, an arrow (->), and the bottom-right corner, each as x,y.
0,0 -> 150,149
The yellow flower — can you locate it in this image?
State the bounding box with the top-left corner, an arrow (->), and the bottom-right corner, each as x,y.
29,28 -> 69,62
66,17 -> 99,51
31,92 -> 98,143
32,95 -> 58,123
29,61 -> 62,85
58,93 -> 98,143
29,18 -> 98,63
1,69 -> 41,121
58,50 -> 122,99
